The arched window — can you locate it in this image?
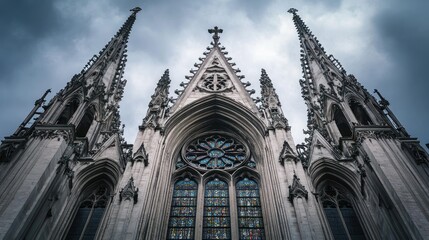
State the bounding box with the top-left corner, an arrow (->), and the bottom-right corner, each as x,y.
57,99 -> 80,124
168,132 -> 265,239
66,185 -> 109,240
321,185 -> 366,240
236,178 -> 265,239
203,178 -> 231,239
167,178 -> 198,240
333,105 -> 352,138
349,99 -> 373,125
76,106 -> 96,137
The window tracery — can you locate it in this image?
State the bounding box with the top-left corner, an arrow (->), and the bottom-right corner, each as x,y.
170,132 -> 263,239
66,185 -> 109,240
184,134 -> 247,170
198,57 -> 232,92
321,185 -> 366,240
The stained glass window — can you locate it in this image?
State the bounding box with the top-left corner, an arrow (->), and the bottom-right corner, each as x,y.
66,185 -> 109,240
236,178 -> 265,240
168,178 -> 198,240
321,186 -> 366,240
184,134 -> 247,170
203,178 -> 231,239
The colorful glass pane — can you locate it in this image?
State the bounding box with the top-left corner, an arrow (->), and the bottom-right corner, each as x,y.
236,178 -> 265,240
184,134 -> 247,170
203,179 -> 231,239
168,179 -> 198,240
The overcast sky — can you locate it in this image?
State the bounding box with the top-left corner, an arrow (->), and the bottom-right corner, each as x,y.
0,0 -> 428,149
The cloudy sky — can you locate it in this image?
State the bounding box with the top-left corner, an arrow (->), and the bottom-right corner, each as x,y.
0,0 -> 428,148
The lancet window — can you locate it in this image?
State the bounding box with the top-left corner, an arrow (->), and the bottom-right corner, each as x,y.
236,178 -> 265,239
76,106 -> 96,137
167,178 -> 198,240
66,185 -> 109,240
332,105 -> 352,138
349,99 -> 373,125
321,185 -> 366,240
57,98 -> 80,124
203,178 -> 231,239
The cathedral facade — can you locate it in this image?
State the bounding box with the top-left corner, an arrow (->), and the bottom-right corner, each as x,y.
0,7 -> 428,240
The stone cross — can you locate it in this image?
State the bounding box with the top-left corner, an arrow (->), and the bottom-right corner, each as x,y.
288,8 -> 298,15
130,7 -> 142,14
208,26 -> 223,46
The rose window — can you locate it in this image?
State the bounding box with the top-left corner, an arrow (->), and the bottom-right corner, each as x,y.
184,134 -> 247,169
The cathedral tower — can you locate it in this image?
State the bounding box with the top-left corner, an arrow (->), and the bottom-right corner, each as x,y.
289,8 -> 429,239
0,7 -> 141,239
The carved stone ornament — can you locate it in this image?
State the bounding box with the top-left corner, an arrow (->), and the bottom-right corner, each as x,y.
119,177 -> 139,204
197,57 -> 233,93
133,143 -> 148,166
0,139 -> 25,162
271,112 -> 290,129
288,173 -> 308,202
31,125 -> 74,143
279,141 -> 297,164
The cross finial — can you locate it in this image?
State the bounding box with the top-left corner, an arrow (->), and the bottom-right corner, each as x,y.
288,8 -> 298,15
208,26 -> 223,46
130,7 -> 142,14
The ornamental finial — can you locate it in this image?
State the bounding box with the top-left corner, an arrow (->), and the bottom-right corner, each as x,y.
288,8 -> 298,15
130,7 -> 142,14
208,26 -> 223,46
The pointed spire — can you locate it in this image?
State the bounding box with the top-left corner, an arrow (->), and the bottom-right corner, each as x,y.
258,69 -> 289,129
141,69 -> 171,129
259,69 -> 280,108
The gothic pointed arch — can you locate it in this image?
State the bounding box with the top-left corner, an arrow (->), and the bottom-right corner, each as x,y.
66,183 -> 110,240
319,184 -> 366,240
60,159 -> 120,239
232,171 -> 265,239
167,177 -> 199,240
164,94 -> 267,169
331,104 -> 352,138
76,105 -> 97,137
309,159 -> 373,240
57,97 -> 80,124
202,175 -> 231,239
348,98 -> 373,125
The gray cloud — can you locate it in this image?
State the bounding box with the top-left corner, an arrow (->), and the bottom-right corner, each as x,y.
0,0 -> 428,149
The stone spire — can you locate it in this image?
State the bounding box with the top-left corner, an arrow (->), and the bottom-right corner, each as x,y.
141,69 -> 171,129
289,9 -> 422,167
258,69 -> 289,129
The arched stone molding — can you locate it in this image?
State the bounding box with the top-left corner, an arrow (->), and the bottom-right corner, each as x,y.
232,166 -> 261,185
309,158 -> 360,193
171,166 -> 202,184
163,95 -> 267,168
73,158 -> 122,187
202,170 -> 232,184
